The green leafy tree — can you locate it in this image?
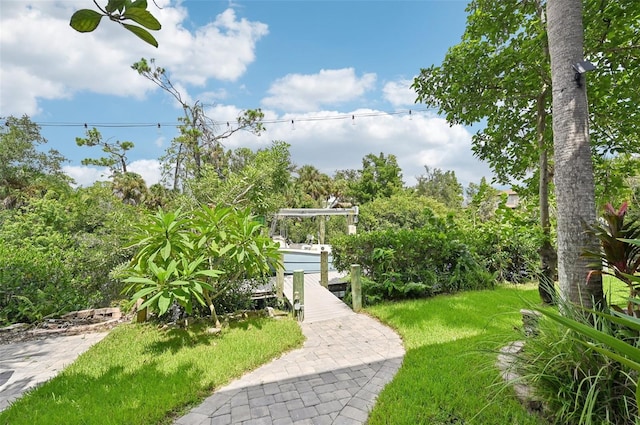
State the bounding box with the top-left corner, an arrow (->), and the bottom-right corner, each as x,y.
0,115 -> 69,208
357,190 -> 448,232
75,127 -> 134,174
413,0 -> 640,304
188,140 -> 293,217
132,58 -> 265,190
295,165 -> 333,206
355,152 -> 403,204
414,166 -> 463,209
70,0 -> 161,47
465,177 -> 502,223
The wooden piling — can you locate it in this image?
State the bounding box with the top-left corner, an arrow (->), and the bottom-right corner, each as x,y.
293,270 -> 304,312
320,249 -> 329,288
351,264 -> 362,312
276,253 -> 284,298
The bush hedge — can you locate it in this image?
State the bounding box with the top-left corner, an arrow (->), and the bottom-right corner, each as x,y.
332,219 -> 494,305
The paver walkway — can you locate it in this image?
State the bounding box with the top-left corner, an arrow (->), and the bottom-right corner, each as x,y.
175,313 -> 405,425
281,272 -> 353,323
0,332 -> 108,411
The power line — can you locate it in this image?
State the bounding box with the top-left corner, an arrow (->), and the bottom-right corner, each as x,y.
3,108 -> 432,129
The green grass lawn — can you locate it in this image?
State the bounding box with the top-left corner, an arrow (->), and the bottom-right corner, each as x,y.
366,284 -> 547,425
0,317 -> 304,425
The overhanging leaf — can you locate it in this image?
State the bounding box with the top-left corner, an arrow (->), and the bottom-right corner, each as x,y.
123,7 -> 161,30
70,10 -> 103,33
122,23 -> 158,47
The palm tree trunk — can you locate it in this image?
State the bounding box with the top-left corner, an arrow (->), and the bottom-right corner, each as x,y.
547,0 -> 603,308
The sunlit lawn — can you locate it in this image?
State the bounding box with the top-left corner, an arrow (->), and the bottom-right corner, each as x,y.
0,317 -> 304,425
366,284 -> 547,425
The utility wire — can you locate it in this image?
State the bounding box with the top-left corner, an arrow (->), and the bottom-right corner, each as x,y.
2,108 -> 432,129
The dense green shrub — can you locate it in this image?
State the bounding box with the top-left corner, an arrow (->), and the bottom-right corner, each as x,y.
460,204 -> 541,283
332,216 -> 494,304
0,242 -> 86,324
0,185 -> 142,324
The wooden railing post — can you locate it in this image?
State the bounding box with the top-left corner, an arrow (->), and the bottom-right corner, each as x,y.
320,249 -> 329,288
293,270 -> 305,316
276,252 -> 284,299
351,264 -> 362,312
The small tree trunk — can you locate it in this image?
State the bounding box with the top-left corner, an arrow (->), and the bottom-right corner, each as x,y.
537,89 -> 557,305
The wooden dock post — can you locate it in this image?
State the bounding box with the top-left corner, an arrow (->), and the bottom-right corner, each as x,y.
351,264 -> 362,312
293,270 -> 305,315
276,253 -> 284,298
320,249 -> 329,288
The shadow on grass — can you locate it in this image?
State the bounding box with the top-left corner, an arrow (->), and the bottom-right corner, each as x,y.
368,334 -> 544,425
144,317 -> 269,355
0,360 -> 207,425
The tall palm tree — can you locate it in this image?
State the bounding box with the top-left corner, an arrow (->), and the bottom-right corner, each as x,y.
547,0 -> 603,308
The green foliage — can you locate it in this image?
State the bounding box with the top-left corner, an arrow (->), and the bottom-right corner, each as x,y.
0,183 -> 142,324
0,115 -> 69,208
583,202 -> 640,313
414,166 -> 463,209
75,127 -> 134,175
189,141 -> 292,217
357,190 -> 449,232
122,206 -> 280,321
517,303 -> 638,424
70,0 -> 161,47
0,242 -> 84,324
461,202 -> 541,283
332,216 -> 494,304
354,152 -> 403,204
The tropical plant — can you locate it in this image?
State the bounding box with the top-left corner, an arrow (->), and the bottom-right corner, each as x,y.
122,205 -> 280,326
583,202 -> 640,314
517,303 -> 638,424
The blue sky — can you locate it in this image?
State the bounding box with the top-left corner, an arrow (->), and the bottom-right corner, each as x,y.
0,0 -> 495,188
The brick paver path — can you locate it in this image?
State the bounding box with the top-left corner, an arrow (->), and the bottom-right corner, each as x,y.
175,313 -> 405,425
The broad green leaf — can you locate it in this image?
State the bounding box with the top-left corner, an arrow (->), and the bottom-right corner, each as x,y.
139,291 -> 162,310
123,7 -> 161,30
161,241 -> 171,260
69,10 -> 103,33
123,276 -> 155,285
130,286 -> 158,300
122,23 -> 159,48
130,0 -> 148,8
157,292 -> 172,315
198,269 -> 224,278
219,244 -> 234,256
106,0 -> 126,13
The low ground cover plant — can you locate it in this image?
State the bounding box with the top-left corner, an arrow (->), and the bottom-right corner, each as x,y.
0,317 -> 304,425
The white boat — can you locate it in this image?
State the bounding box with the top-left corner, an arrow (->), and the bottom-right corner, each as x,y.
273,236 -> 334,274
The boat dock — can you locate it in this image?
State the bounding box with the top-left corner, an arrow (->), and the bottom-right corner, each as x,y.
278,271 -> 353,323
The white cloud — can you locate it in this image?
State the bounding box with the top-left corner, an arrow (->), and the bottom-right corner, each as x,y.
63,160 -> 161,187
382,79 -> 418,107
262,68 -> 377,112
221,108 -> 493,188
129,159 -> 162,186
63,165 -> 110,187
0,2 -> 267,116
